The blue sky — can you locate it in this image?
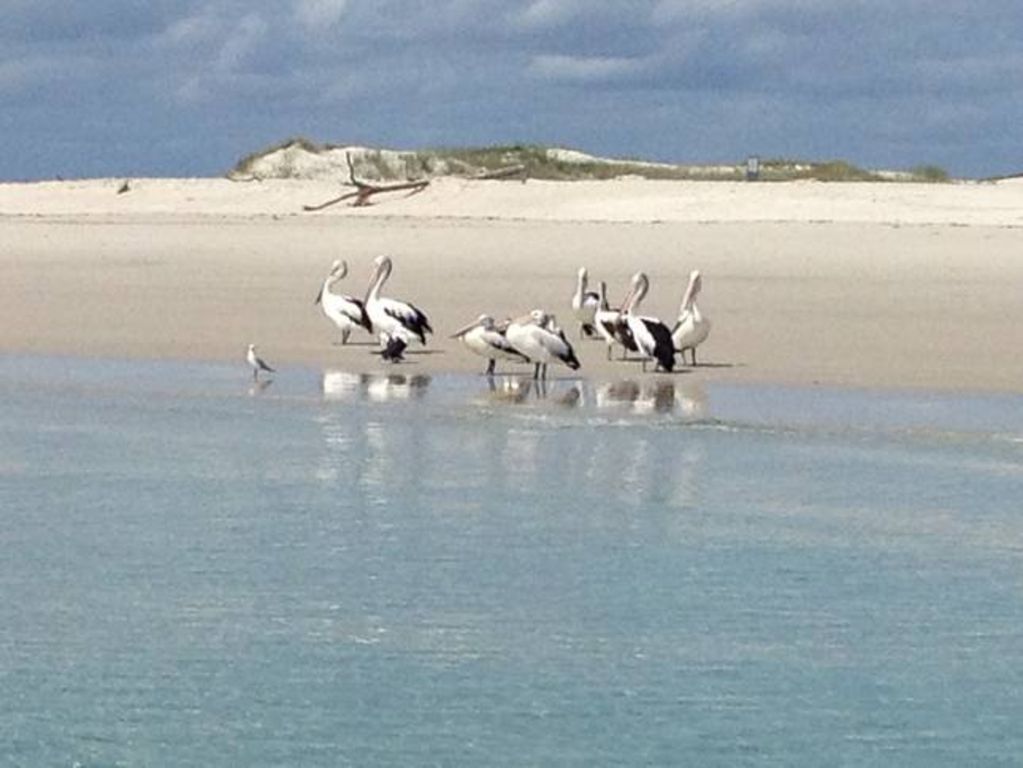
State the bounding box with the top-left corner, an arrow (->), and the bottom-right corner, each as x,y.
2,0 -> 1020,180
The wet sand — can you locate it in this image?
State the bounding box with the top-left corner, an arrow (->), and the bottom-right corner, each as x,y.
2,177 -> 1022,393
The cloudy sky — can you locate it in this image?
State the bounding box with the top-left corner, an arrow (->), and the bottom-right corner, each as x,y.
2,0 -> 1020,179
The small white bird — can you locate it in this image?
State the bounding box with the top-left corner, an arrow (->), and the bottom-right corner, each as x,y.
505,309 -> 581,380
671,270 -> 711,366
451,314 -> 531,375
315,259 -> 372,344
571,267 -> 600,338
246,344 -> 275,381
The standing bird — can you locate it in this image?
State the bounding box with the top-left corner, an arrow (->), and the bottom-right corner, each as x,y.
671,270 -> 711,366
315,260 -> 372,345
364,255 -> 433,350
451,314 -> 531,375
571,267 -> 600,338
594,279 -> 637,360
505,309 -> 581,380
246,344 -> 275,381
622,272 -> 675,372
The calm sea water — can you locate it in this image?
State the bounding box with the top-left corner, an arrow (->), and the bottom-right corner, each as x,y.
2,355 -> 1022,767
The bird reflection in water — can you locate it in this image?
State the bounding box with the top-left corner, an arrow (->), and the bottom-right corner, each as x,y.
483,375 -> 583,408
247,379 -> 274,397
322,370 -> 431,403
594,379 -> 707,417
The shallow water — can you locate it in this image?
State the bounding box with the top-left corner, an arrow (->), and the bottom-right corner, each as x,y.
2,356 -> 1022,767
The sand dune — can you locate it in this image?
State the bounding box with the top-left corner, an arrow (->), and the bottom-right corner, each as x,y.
2,176 -> 1022,392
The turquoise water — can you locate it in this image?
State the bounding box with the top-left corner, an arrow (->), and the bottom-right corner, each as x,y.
2,356 -> 1022,767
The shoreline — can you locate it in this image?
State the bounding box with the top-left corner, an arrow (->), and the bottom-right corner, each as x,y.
4,353 -> 1023,442
3,178 -> 1023,395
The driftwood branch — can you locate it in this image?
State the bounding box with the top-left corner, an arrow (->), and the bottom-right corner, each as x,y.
303,151 -> 430,211
474,164 -> 528,182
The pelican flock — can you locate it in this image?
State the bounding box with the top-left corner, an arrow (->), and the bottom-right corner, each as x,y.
315,259 -> 372,344
248,255 -> 711,383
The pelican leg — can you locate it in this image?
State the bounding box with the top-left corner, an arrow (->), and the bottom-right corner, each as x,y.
641,358 -> 647,373
485,359 -> 496,376
341,327 -> 351,345
533,362 -> 541,380
541,363 -> 549,380
606,344 -> 612,360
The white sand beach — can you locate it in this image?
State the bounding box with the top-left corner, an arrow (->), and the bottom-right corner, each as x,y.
2,176 -> 1022,392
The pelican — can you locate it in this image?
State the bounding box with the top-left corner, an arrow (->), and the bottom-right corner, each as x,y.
594,280 -> 636,360
451,314 -> 531,375
364,255 -> 433,349
246,343 -> 274,381
505,309 -> 581,380
571,267 -> 600,338
315,260 -> 372,344
672,269 -> 711,366
622,272 -> 675,372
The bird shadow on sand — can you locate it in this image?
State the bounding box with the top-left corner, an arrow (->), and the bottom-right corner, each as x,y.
687,361 -> 741,370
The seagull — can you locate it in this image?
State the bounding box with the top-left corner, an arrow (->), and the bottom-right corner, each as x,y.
504,309 -> 581,380
451,314 -> 531,375
672,269 -> 711,366
571,267 -> 600,338
364,255 -> 433,349
315,259 -> 372,344
246,344 -> 275,381
622,272 -> 675,372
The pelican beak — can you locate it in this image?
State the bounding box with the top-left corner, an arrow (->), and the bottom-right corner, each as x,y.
618,281 -> 637,313
314,285 -> 324,305
364,262 -> 380,304
450,319 -> 481,338
680,272 -> 700,310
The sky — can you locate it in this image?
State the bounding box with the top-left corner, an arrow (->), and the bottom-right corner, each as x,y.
1,0 -> 1020,180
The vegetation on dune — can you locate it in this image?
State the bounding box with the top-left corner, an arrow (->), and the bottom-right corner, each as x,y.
909,164 -> 951,183
231,137 -> 951,184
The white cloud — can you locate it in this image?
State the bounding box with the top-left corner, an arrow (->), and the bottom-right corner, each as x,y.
517,0 -> 588,28
0,57 -> 52,93
158,12 -> 221,48
651,0 -> 840,23
215,14 -> 269,73
529,54 -> 644,82
294,0 -> 349,31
